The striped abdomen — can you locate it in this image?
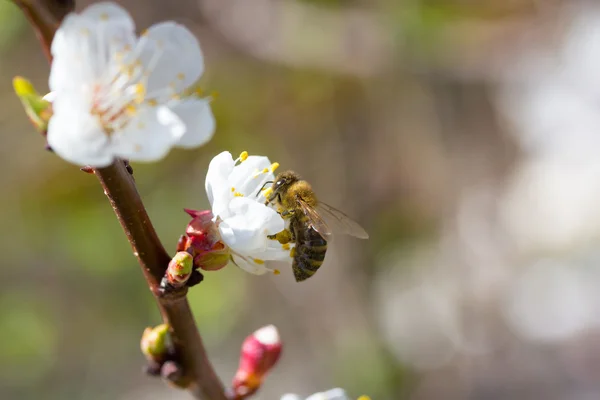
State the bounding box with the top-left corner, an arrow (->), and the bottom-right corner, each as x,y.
290,217 -> 328,282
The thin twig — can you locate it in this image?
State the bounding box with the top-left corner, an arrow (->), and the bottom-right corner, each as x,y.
94,163 -> 226,399
14,0 -> 227,398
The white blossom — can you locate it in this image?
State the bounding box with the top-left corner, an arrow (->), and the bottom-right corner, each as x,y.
47,2 -> 215,167
280,388 -> 350,400
205,151 -> 293,275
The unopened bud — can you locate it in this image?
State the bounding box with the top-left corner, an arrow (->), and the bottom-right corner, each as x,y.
13,76 -> 52,135
166,251 -> 194,286
140,324 -> 170,362
232,325 -> 282,399
183,209 -> 230,271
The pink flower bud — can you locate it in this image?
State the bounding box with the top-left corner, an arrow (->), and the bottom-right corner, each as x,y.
231,325 -> 282,399
182,209 -> 230,271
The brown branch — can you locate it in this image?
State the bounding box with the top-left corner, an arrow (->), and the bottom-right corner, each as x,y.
95,163 -> 226,399
14,1 -> 227,398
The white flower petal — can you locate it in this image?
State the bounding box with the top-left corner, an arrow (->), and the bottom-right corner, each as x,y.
111,107 -> 181,162
136,22 -> 204,96
172,99 -> 215,148
50,3 -> 135,92
231,254 -> 271,275
47,98 -> 113,167
306,389 -> 349,400
205,151 -> 236,214
79,2 -> 134,27
280,395 -> 303,400
219,197 -> 284,254
229,156 -> 275,198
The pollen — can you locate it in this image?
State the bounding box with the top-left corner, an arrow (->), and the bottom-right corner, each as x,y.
177,73 -> 185,80
141,29 -> 149,36
262,187 -> 273,199
357,396 -> 372,400
270,162 -> 280,172
80,27 -> 90,36
234,192 -> 244,197
290,248 -> 296,258
231,187 -> 236,192
133,83 -> 146,103
239,151 -> 249,161
282,243 -> 291,250
273,269 -> 281,275
125,105 -> 137,116
100,13 -> 109,20
137,121 -> 146,129
253,258 -> 265,264
262,168 -> 269,173
147,99 -> 158,107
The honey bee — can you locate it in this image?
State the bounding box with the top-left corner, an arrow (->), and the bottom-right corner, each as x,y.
262,171 -> 369,282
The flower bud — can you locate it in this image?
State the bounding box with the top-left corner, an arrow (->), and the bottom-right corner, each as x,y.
140,324 -> 170,362
231,325 -> 282,399
183,209 -> 230,271
166,251 -> 194,286
12,76 -> 53,135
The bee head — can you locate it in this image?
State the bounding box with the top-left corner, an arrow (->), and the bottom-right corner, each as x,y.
264,171 -> 300,203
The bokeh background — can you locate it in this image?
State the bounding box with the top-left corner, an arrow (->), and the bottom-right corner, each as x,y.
3,0 -> 600,399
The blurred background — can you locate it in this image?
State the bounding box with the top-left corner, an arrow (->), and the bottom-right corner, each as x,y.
3,0 -> 600,399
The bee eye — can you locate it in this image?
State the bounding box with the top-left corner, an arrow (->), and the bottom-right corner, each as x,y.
276,180 -> 283,186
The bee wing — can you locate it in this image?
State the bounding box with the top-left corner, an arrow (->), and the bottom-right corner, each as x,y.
314,202 -> 369,239
297,197 -> 333,239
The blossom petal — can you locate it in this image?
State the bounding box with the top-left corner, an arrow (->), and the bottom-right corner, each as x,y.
205,151 -> 235,215
50,3 -> 135,92
231,254 -> 271,275
305,388 -> 349,400
111,107 -> 181,162
136,22 -> 204,97
172,99 -> 216,148
229,156 -> 275,198
218,197 -> 284,254
47,97 -> 113,167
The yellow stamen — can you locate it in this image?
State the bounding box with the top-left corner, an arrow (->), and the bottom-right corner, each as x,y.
147,99 -> 158,107
253,258 -> 265,265
273,269 -> 280,275
133,83 -> 146,103
239,151 -> 249,161
234,192 -> 244,197
357,397 -> 372,400
270,162 -> 280,173
290,248 -> 296,258
231,187 -> 236,192
282,243 -> 290,250
262,187 -> 273,199
141,29 -> 149,36
125,105 -> 137,116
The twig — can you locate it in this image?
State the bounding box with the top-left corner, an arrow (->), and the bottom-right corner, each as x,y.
14,0 -> 227,398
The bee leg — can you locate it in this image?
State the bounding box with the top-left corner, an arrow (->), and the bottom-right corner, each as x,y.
267,229 -> 294,244
279,209 -> 295,218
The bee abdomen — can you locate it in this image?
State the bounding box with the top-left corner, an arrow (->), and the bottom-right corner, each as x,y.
292,227 -> 328,282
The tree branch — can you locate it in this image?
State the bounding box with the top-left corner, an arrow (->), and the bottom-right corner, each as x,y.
94,163 -> 226,399
14,1 -> 227,398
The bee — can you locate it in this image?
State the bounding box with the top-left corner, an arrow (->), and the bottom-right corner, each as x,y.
262,170 -> 369,282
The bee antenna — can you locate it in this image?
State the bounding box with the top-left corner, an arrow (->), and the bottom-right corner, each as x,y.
256,181 -> 274,197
